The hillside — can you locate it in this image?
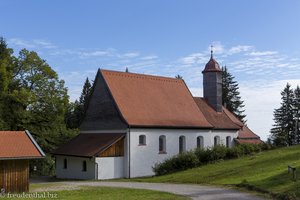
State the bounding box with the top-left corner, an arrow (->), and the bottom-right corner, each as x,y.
135,145 -> 300,198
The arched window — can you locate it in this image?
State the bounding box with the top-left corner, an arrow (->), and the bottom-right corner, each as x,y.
63,158 -> 67,169
226,136 -> 231,148
197,136 -> 204,149
139,135 -> 146,145
159,135 -> 166,153
214,136 -> 220,146
82,161 -> 87,172
179,136 -> 186,153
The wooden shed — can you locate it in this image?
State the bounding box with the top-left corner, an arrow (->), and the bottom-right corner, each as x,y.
0,130 -> 45,193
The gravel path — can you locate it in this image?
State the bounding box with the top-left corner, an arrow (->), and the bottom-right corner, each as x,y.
33,181 -> 263,200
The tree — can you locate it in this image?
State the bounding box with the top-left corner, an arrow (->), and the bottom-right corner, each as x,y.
65,77 -> 92,128
293,86 -> 300,144
270,83 -> 295,146
222,66 -> 246,122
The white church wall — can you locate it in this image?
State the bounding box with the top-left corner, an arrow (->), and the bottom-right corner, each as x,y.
128,128 -> 238,178
55,156 -> 96,179
96,157 -> 124,180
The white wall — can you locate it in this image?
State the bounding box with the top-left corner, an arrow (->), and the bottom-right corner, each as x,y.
55,156 -> 96,179
128,128 -> 238,178
96,157 -> 124,180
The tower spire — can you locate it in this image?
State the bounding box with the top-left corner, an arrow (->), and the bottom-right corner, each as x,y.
210,45 -> 214,59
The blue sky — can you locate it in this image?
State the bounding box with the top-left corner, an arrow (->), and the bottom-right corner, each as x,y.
1,0 -> 300,140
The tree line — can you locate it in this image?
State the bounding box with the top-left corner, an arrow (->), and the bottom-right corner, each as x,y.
270,84 -> 300,146
0,37 -> 93,174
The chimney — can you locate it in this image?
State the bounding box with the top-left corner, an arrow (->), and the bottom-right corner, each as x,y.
202,49 -> 222,112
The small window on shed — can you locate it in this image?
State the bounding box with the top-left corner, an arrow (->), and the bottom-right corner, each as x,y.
82,161 -> 87,172
63,158 -> 67,169
139,135 -> 146,145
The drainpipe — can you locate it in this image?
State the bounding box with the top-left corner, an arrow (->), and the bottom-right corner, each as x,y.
94,157 -> 98,180
128,127 -> 131,178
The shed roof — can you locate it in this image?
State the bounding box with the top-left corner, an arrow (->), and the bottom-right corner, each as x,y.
52,133 -> 125,157
193,97 -> 241,130
101,69 -> 212,128
0,131 -> 45,159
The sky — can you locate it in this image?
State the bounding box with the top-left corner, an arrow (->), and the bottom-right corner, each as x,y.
1,0 -> 300,140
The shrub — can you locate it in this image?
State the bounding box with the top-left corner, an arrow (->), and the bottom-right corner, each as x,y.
210,145 -> 227,161
153,151 -> 199,176
153,143 -> 269,176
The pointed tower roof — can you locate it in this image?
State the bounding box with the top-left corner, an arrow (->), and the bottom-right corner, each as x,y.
202,46 -> 222,73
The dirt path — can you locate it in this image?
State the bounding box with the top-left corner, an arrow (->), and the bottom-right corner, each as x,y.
32,181 -> 263,200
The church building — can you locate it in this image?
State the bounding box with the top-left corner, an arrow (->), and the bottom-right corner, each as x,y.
53,53 -> 262,180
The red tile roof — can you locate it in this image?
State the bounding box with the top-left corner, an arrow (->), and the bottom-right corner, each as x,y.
0,131 -> 44,159
238,125 -> 261,139
235,138 -> 263,145
101,70 -> 213,128
52,133 -> 125,157
193,97 -> 240,130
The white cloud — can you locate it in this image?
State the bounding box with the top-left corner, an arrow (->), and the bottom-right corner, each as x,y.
247,51 -> 278,56
8,38 -> 57,49
209,41 -> 224,54
140,55 -> 158,60
228,45 -> 253,54
80,50 -> 110,57
120,52 -> 140,58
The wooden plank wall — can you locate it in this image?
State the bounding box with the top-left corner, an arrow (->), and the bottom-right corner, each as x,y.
0,160 -> 29,193
100,137 -> 124,157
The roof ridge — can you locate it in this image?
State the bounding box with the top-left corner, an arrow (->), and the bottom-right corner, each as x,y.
101,69 -> 182,83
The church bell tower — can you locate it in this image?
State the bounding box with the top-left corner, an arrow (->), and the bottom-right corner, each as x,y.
202,47 -> 223,112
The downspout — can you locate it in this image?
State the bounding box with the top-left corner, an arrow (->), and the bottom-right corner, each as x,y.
94,157 -> 98,180
128,127 -> 131,179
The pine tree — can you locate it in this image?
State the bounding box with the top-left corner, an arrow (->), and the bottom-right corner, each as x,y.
66,77 -> 92,128
222,66 -> 246,122
270,83 -> 295,146
293,86 -> 300,144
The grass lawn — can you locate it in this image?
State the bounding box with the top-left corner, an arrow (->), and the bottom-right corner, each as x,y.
3,186 -> 189,200
131,145 -> 300,198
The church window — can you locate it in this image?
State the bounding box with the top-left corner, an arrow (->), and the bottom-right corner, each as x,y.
226,136 -> 231,148
159,135 -> 166,153
179,136 -> 186,153
214,136 -> 220,146
197,136 -> 204,149
139,135 -> 146,145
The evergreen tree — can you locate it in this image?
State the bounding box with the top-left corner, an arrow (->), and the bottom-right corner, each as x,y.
270,83 -> 295,146
293,86 -> 300,144
66,77 -> 92,128
222,66 -> 246,122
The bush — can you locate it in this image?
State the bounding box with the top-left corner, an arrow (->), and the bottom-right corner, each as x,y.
153,143 -> 268,176
153,151 -> 199,176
